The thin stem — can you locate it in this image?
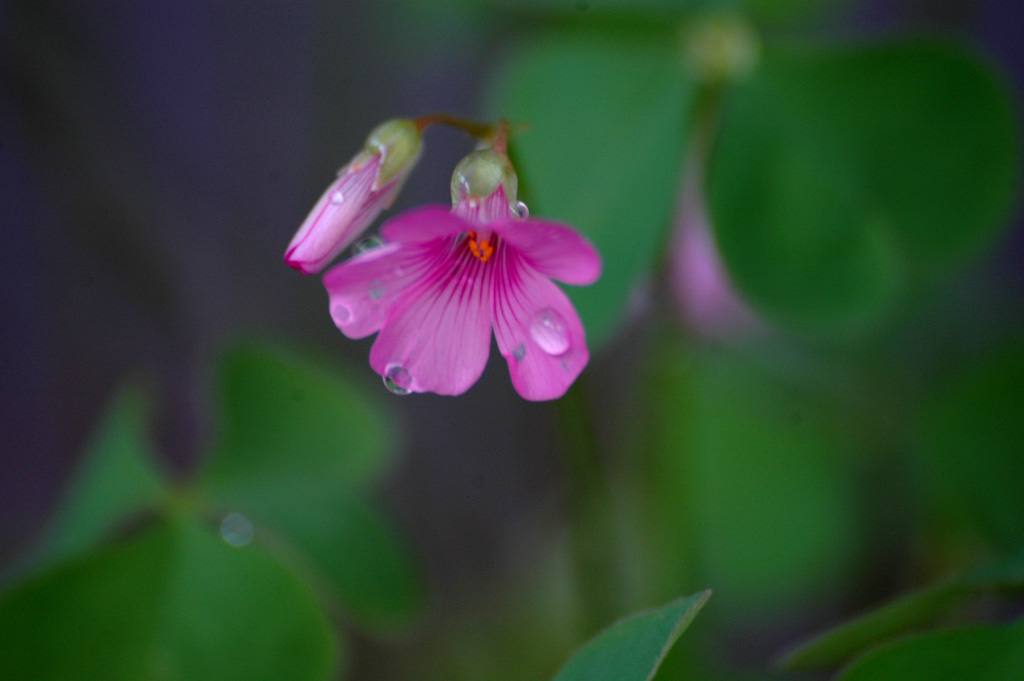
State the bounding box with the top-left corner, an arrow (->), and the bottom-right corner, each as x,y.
558,377 -> 620,632
490,118 -> 510,154
414,114 -> 514,156
413,113 -> 495,139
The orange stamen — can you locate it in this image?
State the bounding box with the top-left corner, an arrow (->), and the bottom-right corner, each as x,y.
467,231 -> 494,263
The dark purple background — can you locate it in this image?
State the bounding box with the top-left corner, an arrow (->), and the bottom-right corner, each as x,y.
1,0 -> 1022,606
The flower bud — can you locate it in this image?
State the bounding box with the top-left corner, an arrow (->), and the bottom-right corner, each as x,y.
285,118 -> 422,275
450,149 -> 519,224
682,14 -> 759,84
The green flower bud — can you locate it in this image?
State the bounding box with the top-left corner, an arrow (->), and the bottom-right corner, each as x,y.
682,14 -> 760,84
365,118 -> 423,187
450,149 -> 519,207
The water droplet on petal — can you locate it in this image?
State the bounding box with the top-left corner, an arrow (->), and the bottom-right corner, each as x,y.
512,343 -> 526,362
383,364 -> 413,395
355,235 -> 385,253
331,302 -> 352,323
515,201 -> 530,219
220,513 -> 254,547
330,190 -> 345,204
529,309 -> 570,355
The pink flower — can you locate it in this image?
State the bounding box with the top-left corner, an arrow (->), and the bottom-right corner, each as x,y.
322,150 -> 601,400
285,119 -> 422,275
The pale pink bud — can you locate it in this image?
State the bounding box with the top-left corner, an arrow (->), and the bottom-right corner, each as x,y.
285,119 -> 422,275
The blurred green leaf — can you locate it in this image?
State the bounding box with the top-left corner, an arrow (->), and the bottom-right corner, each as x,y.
918,345 -> 1024,551
222,489 -> 424,629
200,342 -> 423,629
42,385 -> 166,564
744,0 -> 827,21
552,591 -> 711,681
484,0 -> 825,22
487,0 -> 708,18
202,341 -> 394,492
708,40 -> 1018,335
491,28 -> 696,347
964,552 -> 1024,588
0,517 -> 336,681
780,580 -> 969,670
642,339 -> 859,610
782,551 -> 1024,670
838,621 -> 1024,681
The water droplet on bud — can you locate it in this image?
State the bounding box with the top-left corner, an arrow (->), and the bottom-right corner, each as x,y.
515,201 -> 530,219
529,309 -> 570,355
330,190 -> 345,204
355,235 -> 385,253
383,364 -> 413,395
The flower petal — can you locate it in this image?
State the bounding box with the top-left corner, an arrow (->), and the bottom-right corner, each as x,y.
380,205 -> 468,244
492,250 -> 590,401
322,242 -> 434,339
285,156 -> 394,274
492,219 -> 602,286
369,244 -> 494,396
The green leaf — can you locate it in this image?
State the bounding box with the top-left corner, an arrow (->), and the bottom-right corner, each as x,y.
41,385 -> 166,565
0,517 -> 336,681
491,28 -> 696,347
202,341 -> 394,492
200,341 -> 423,629
487,0 -> 708,18
780,580 -> 969,670
642,339 -> 859,610
708,40 -> 1019,336
485,0 -> 826,22
220,489 -> 424,629
782,552 -> 1024,670
964,552 -> 1024,589
918,345 -> 1024,551
552,591 -> 711,681
839,621 -> 1024,681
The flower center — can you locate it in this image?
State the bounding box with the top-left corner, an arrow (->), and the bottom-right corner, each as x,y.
466,230 -> 495,263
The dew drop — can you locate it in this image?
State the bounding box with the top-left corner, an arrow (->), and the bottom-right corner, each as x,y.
512,343 -> 526,362
330,190 -> 344,204
220,513 -> 254,547
355,235 -> 385,253
515,201 -> 530,219
529,309 -> 570,355
331,302 -> 351,323
383,364 -> 413,395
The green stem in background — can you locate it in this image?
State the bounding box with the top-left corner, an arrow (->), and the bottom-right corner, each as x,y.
554,12 -> 761,634
557,377 -> 622,633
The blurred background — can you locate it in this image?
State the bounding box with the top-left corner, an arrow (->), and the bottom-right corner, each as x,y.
1,1 -> 1023,680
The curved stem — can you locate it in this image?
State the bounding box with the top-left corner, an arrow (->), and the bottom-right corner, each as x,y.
558,378 -> 620,632
414,114 -> 515,156
413,113 -> 495,139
